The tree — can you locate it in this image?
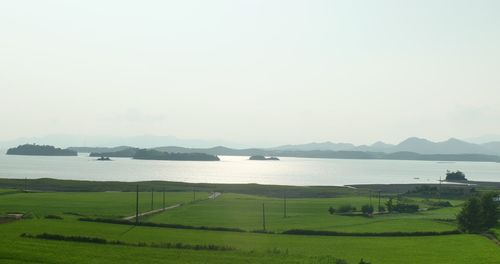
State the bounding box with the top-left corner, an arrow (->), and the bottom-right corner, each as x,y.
457,197 -> 482,233
480,192 -> 499,229
446,170 -> 467,181
385,198 -> 394,212
457,192 -> 499,233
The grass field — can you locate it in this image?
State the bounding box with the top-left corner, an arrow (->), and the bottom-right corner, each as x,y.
1,218 -> 499,264
0,190 -> 201,218
147,193 -> 460,232
0,186 -> 498,264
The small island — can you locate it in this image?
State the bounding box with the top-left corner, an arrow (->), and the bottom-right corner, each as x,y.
445,170 -> 468,182
6,144 -> 77,156
89,148 -> 138,158
96,156 -> 112,161
133,149 -> 220,161
249,155 -> 280,161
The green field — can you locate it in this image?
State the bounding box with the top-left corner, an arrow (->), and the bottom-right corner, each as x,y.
1,217 -> 499,264
147,193 -> 460,232
0,185 -> 498,264
0,191 -> 199,218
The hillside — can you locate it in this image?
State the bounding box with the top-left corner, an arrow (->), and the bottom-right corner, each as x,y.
133,149 -> 220,161
6,144 -> 77,156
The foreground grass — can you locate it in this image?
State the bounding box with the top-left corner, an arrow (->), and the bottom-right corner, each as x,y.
1,189 -> 497,263
1,218 -> 499,264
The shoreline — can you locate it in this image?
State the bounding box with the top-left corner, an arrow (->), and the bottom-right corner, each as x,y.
1,177 -> 498,198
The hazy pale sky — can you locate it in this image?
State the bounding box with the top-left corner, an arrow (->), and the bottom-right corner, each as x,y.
1,0 -> 499,146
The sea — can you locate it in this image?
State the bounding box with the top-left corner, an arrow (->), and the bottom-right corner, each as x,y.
0,152 -> 498,186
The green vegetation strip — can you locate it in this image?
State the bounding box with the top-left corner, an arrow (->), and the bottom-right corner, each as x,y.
282,229 -> 461,237
80,217 -> 461,237
79,218 -> 247,233
20,233 -> 234,252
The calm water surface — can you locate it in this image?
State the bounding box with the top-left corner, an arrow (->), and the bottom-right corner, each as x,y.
0,152 -> 498,186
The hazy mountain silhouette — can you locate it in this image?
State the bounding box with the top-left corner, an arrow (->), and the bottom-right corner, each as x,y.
5,135 -> 500,156
392,137 -> 490,154
0,134 -> 246,149
273,137 -> 500,155
270,142 -> 356,151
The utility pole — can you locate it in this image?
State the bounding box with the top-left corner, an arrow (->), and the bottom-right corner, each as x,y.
283,190 -> 287,218
151,188 -> 154,210
369,190 -> 372,207
438,175 -> 442,202
163,187 -> 165,210
262,203 -> 266,231
378,191 -> 381,211
135,185 -> 139,225
24,178 -> 27,192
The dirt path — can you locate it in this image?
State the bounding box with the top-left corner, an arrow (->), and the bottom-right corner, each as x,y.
208,192 -> 222,199
123,204 -> 181,221
483,233 -> 500,246
123,192 -> 222,221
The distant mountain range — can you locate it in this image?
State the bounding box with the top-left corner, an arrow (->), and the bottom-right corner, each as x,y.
5,135 -> 500,159
66,136 -> 500,163
0,135 -> 247,149
271,137 -> 500,156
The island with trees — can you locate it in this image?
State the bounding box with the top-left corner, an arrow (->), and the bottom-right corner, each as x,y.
89,148 -> 138,158
445,170 -> 468,182
6,144 -> 77,156
249,155 -> 280,161
133,149 -> 220,161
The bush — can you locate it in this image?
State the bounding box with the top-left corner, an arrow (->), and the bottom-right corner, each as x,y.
378,205 -> 386,212
281,229 -> 460,237
20,233 -> 234,251
393,203 -> 419,213
79,218 -> 246,233
361,205 -> 374,216
308,256 -> 347,264
337,204 -> 356,213
426,200 -> 453,208
328,206 -> 336,214
44,215 -> 63,220
359,259 -> 371,264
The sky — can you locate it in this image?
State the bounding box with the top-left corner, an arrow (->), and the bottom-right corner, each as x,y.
1,0 -> 500,146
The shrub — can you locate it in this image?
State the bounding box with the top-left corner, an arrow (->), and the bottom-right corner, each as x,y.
337,204 -> 356,213
281,229 -> 460,237
426,200 -> 453,208
359,258 -> 371,264
361,205 -> 374,216
44,215 -> 63,220
79,218 -> 246,233
393,203 -> 419,213
378,205 -> 386,212
328,206 -> 336,214
20,233 -> 234,251
308,256 -> 347,264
